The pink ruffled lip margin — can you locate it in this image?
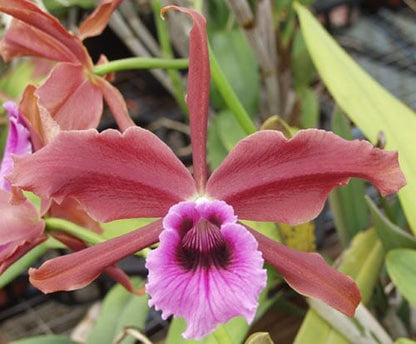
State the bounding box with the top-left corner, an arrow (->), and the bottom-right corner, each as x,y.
146,199 -> 267,339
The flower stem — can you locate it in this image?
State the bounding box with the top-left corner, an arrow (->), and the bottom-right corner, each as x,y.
45,217 -> 105,246
213,325 -> 234,344
93,57 -> 189,76
209,45 -> 257,135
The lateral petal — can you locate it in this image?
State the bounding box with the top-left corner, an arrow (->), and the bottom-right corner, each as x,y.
36,63 -> 103,130
49,198 -> 102,233
0,0 -> 90,65
0,236 -> 46,274
96,78 -> 135,132
29,220 -> 162,293
248,227 -> 361,317
207,129 -> 406,224
19,85 -> 60,151
78,0 -> 122,41
52,231 -> 139,293
9,128 -> 197,221
0,189 -> 44,246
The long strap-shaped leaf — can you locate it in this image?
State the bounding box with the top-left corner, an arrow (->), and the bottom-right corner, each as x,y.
295,3 -> 416,233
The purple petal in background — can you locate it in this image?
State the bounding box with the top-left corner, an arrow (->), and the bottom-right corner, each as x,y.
0,102 -> 32,191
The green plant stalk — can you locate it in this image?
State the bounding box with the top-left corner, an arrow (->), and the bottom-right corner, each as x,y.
193,0 -> 203,12
45,217 -> 106,246
45,218 -> 150,258
209,45 -> 257,135
0,242 -> 48,288
153,0 -> 188,115
93,57 -> 189,76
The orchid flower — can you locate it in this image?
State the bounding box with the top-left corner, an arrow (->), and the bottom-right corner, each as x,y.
8,7 -> 406,339
0,0 -> 134,132
0,102 -> 45,273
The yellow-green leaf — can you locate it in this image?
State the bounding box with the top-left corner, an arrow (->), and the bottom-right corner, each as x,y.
277,222 -> 316,252
386,248 -> 416,307
295,3 -> 416,234
395,339 -> 416,344
366,196 -> 416,251
86,278 -> 149,344
294,228 -> 384,344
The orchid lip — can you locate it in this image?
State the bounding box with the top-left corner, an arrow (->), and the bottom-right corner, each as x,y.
176,218 -> 231,271
146,198 -> 267,339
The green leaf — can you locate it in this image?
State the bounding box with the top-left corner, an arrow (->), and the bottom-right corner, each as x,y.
0,242 -> 48,288
11,335 -> 78,344
295,3 -> 416,234
277,222 -> 316,252
298,87 -> 319,128
100,218 -> 156,239
209,46 -> 257,135
207,0 -> 231,31
328,108 -> 369,246
166,316 -> 248,344
215,111 -> 247,152
86,277 -> 149,344
241,220 -> 281,243
366,196 -> 416,251
0,61 -> 35,99
207,110 -> 246,169
292,31 -> 316,89
386,249 -> 416,307
294,228 -> 384,343
210,30 -> 260,117
395,339 -> 416,344
43,0 -> 94,11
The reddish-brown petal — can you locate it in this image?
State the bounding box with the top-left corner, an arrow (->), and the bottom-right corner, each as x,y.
0,236 -> 47,274
162,7 -> 210,192
78,0 -> 122,41
52,231 -> 138,293
19,85 -> 60,151
248,227 -> 361,316
9,128 -> 197,221
49,198 -> 102,233
36,63 -> 103,130
207,129 -> 406,224
0,190 -> 44,246
0,0 -> 90,66
29,220 -> 163,293
0,189 -> 45,273
96,77 -> 135,132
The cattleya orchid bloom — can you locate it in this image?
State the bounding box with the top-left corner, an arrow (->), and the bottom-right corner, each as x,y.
8,7 -> 406,339
0,102 -> 45,273
0,0 -> 133,131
